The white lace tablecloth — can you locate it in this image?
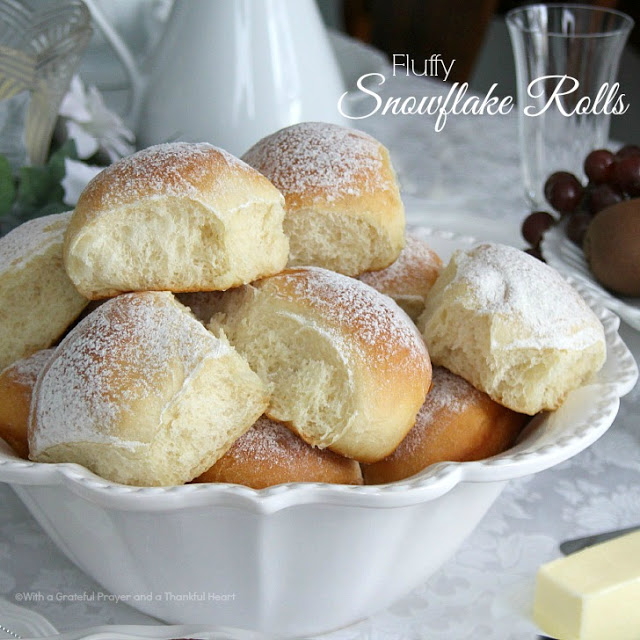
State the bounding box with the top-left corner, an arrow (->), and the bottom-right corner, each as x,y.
1,60 -> 640,640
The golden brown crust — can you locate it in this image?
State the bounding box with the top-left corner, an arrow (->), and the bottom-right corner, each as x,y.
194,416 -> 363,488
0,212 -> 89,370
280,143 -> 402,234
419,244 -> 606,415
30,292 -> 214,453
362,366 -> 527,484
0,349 -> 53,458
68,142 -> 280,230
63,142 -> 289,299
255,268 -> 431,461
360,236 -> 442,296
359,235 -> 443,321
256,267 -> 431,383
29,292 -> 268,486
242,122 -> 405,274
243,123 -> 400,211
214,266 -> 432,463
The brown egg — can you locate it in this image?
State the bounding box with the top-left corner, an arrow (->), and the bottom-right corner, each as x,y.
583,199 -> 640,297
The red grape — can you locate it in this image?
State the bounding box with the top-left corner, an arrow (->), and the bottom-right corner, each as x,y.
544,172 -> 584,214
588,183 -> 623,215
615,144 -> 640,159
584,149 -> 615,184
611,155 -> 640,196
531,143 -> 640,259
521,211 -> 556,246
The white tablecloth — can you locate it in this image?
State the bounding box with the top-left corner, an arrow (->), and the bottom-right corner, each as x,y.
1,55 -> 639,640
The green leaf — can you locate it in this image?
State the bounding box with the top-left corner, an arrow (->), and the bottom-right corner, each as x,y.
49,139 -> 78,176
37,201 -> 70,216
16,139 -> 78,214
0,155 -> 16,216
17,164 -> 56,210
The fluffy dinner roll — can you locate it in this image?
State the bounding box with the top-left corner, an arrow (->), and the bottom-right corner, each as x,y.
0,349 -> 53,458
418,243 -> 606,415
195,415 -> 363,488
210,266 -> 432,463
29,292 -> 268,486
64,142 -> 289,299
242,122 -> 405,276
362,366 -> 527,484
359,235 -> 443,322
0,212 -> 88,371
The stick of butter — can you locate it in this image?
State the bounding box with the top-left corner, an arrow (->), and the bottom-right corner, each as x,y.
534,530 -> 640,640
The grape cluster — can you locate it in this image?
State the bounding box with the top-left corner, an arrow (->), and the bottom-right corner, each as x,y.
521,144 -> 640,253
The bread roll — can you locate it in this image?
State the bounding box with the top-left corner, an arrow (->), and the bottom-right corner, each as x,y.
242,122 -> 405,276
362,366 -> 527,484
210,266 -> 432,463
64,142 -> 289,299
418,243 -> 606,415
0,212 -> 88,371
195,415 -> 363,488
0,349 -> 53,458
359,235 -> 443,321
29,292 -> 268,486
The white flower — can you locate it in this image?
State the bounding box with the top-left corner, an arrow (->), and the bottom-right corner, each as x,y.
59,75 -> 135,162
61,157 -> 103,206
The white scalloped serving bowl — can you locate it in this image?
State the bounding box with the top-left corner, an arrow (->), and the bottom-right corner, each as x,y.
0,228 -> 637,638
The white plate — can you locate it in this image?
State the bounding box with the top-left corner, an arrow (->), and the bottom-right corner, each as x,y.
541,224 -> 640,331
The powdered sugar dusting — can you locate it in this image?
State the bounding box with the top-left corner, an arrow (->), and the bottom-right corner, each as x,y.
225,416 -> 310,468
0,211 -> 71,273
242,122 -> 391,204
271,267 -> 429,373
387,366 -> 477,459
77,142 -> 254,213
452,243 -> 605,350
31,292 -> 229,456
359,235 -> 442,293
4,349 -> 54,387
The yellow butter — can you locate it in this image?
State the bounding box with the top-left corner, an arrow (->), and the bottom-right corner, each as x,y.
534,530 -> 640,640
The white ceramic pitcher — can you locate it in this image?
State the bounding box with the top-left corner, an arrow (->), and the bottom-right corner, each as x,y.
86,0 -> 347,155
